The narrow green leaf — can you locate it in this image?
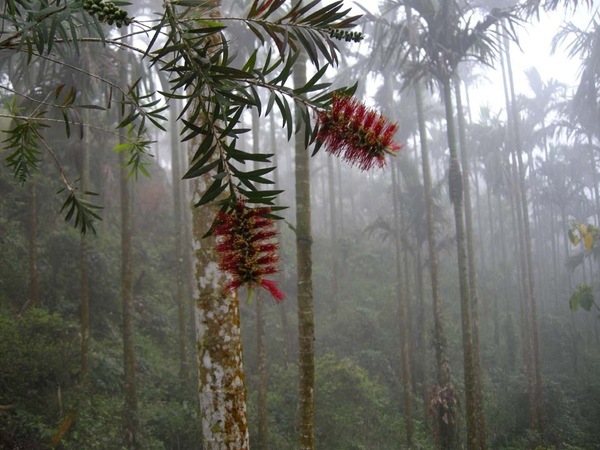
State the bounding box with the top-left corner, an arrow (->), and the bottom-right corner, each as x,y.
194,179 -> 228,207
183,158 -> 219,180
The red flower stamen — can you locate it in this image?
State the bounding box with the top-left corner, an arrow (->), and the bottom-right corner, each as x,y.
316,93 -> 403,171
213,201 -> 285,302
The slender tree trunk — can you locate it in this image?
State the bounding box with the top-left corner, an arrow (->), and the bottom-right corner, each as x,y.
116,32 -> 140,447
29,180 -> 39,308
486,187 -> 500,347
252,109 -> 269,450
415,245 -> 429,429
509,158 -> 532,380
256,291 -> 268,450
549,205 -> 560,311
183,180 -> 197,373
391,159 -> 414,446
455,77 -> 487,449
169,96 -> 189,382
399,182 -> 417,405
80,130 -> 91,384
415,81 -> 456,448
442,76 -> 478,450
336,158 -> 344,233
589,133 -> 600,226
294,52 -> 315,450
120,147 -> 139,449
504,30 -> 543,435
327,154 -> 339,311
271,113 -> 293,368
348,165 -> 357,229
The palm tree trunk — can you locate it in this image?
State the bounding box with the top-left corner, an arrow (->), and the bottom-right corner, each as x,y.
454,77 -> 487,449
294,51 -> 315,450
503,30 -> 543,434
442,75 -> 478,450
391,159 -> 414,446
415,245 -> 429,429
486,187 -> 500,347
415,81 -> 456,448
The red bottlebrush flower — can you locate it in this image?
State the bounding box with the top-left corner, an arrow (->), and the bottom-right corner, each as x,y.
213,201 -> 285,302
316,93 -> 402,171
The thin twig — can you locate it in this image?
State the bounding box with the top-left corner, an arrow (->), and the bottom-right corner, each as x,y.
32,127 -> 73,191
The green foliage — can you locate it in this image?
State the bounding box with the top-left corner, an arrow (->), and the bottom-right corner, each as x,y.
58,188 -> 103,235
315,354 -> 402,449
248,354 -> 403,450
569,284 -> 598,313
113,135 -> 153,181
1,0 -> 364,235
0,309 -> 79,448
3,99 -> 45,185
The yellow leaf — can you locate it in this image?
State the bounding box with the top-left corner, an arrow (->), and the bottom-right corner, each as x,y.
573,235 -> 580,246
579,223 -> 588,235
584,232 -> 594,251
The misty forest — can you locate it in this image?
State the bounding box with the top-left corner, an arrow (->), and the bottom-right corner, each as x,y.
2,0 -> 600,449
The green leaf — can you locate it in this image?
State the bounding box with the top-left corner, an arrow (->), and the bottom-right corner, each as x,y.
579,285 -> 594,312
183,158 -> 219,180
194,178 -> 228,207
570,284 -> 595,312
569,290 -> 580,312
227,149 -> 273,163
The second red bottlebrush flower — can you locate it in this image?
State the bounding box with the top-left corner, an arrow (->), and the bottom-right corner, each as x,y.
213,201 -> 285,302
316,93 -> 402,171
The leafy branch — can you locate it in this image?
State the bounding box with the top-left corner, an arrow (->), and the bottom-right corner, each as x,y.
146,0 -> 361,218
3,103 -> 44,185
2,0 -> 370,234
2,98 -> 103,234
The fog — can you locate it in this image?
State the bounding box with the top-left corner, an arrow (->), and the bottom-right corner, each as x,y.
1,1 -> 599,449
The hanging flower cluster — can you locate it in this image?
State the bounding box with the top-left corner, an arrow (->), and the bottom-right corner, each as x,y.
213,202 -> 285,302
316,93 -> 402,171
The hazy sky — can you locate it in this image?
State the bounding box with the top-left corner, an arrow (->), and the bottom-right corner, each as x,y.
474,6 -> 593,113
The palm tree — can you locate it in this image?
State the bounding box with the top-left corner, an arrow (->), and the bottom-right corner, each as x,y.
555,18 -> 600,224
500,27 -> 544,433
391,157 -> 414,445
399,2 -> 512,446
359,2 -> 508,445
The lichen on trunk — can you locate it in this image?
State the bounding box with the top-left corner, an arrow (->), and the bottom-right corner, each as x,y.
190,178 -> 249,449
